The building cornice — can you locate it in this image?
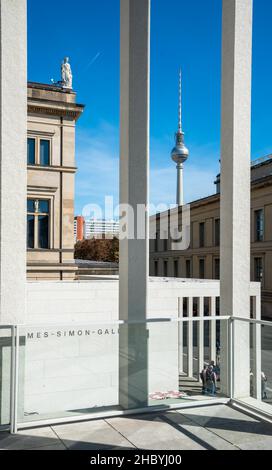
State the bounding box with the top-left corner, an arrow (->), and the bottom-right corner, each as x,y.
28,81 -> 76,94
27,249 -> 74,253
151,173 -> 272,221
27,264 -> 77,272
27,164 -> 77,174
251,174 -> 272,190
28,129 -> 55,137
28,96 -> 84,121
27,185 -> 58,193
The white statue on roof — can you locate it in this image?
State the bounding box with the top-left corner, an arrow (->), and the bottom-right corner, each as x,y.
61,57 -> 72,89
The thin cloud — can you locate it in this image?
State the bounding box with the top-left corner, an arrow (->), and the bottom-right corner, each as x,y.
75,122 -> 219,214
75,123 -> 119,214
150,165 -> 216,209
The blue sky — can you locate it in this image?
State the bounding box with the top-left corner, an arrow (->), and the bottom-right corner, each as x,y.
27,0 -> 272,215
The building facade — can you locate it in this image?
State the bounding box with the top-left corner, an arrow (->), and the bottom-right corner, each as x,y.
27,81 -> 84,279
150,156 -> 272,319
74,215 -> 85,242
84,219 -> 119,239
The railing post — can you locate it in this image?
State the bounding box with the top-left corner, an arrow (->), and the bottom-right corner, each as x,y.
228,317 -> 234,399
252,295 -> 262,400
209,297 -> 216,364
198,297 -> 204,376
10,325 -> 19,434
10,325 -> 15,433
187,297 -> 193,378
178,297 -> 183,374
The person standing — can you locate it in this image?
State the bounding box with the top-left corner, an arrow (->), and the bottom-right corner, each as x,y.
206,365 -> 217,395
210,360 -> 220,381
261,371 -> 268,400
200,365 -> 207,395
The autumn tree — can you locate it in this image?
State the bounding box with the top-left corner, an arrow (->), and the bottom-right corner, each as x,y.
74,237 -> 119,263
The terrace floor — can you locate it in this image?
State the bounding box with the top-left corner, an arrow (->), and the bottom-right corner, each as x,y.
1,404 -> 272,450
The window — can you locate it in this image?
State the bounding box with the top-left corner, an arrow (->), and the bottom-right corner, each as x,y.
216,297 -> 220,316
254,257 -> 263,284
40,140 -> 50,166
27,214 -> 34,248
214,258 -> 220,280
27,138 -> 35,165
154,232 -> 158,252
214,219 -> 220,246
199,222 -> 205,248
163,232 -> 168,251
174,259 -> 179,278
163,260 -> 168,277
27,199 -> 50,249
186,259 -> 191,278
255,209 -> 264,242
173,227 -> 181,243
199,258 -> 205,279
27,136 -> 50,166
154,260 -> 158,276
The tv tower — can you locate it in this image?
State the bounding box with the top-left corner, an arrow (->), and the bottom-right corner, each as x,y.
171,70 -> 189,206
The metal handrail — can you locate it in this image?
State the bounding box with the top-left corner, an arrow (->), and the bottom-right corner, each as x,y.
231,316 -> 272,327
15,315 -> 231,329
10,315 -> 272,329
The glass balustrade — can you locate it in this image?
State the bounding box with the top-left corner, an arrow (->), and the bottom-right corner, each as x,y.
1,315 -> 270,432
0,326 -> 13,428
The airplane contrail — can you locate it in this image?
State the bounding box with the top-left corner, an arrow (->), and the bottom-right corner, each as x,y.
86,52 -> 101,69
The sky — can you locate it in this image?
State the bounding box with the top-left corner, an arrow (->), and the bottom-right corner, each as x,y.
27,0 -> 272,215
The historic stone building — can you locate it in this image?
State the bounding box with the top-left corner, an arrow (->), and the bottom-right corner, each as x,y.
27,79 -> 84,279
150,156 -> 272,318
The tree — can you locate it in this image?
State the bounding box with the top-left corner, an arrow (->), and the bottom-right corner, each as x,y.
74,237 -> 119,263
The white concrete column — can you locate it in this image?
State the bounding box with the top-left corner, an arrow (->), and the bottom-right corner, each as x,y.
187,297 -> 193,378
0,0 -> 26,325
119,0 -> 150,409
176,163 -> 183,206
198,297 -> 204,375
220,0 -> 252,398
0,0 -> 27,427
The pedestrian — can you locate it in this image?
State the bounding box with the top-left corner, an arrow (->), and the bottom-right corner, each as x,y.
216,340 -> 220,364
206,365 -> 217,395
200,365 -> 207,395
250,369 -> 254,396
261,371 -> 268,400
210,360 -> 220,381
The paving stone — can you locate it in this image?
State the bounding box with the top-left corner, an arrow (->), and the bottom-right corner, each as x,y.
178,404 -> 272,448
163,411 -> 238,450
238,436 -> 272,450
177,404 -> 254,427
29,443 -> 66,450
0,405 -> 271,450
52,419 -> 135,450
0,426 -> 59,450
107,414 -> 205,450
207,416 -> 272,445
